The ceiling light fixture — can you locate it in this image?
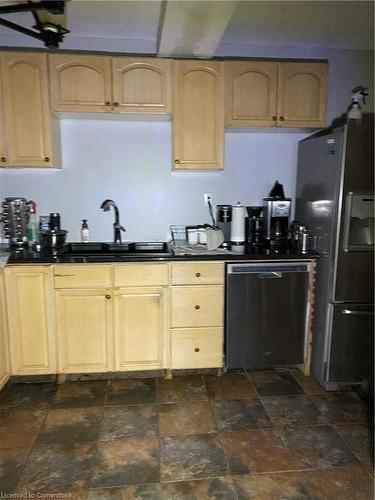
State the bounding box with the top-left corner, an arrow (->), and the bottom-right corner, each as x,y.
0,1 -> 69,48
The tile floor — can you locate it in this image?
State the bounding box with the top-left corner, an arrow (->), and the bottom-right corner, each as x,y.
0,369 -> 373,499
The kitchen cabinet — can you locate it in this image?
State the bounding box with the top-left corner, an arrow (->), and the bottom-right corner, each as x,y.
225,60 -> 278,127
225,60 -> 327,128
114,287 -> 167,370
170,262 -> 224,369
277,62 -> 328,128
0,62 -> 7,167
49,54 -> 171,114
56,288 -> 113,373
173,60 -> 224,170
0,52 -> 56,167
4,266 -> 56,375
53,263 -> 168,373
49,54 -> 113,113
0,272 -> 10,389
112,57 -> 171,113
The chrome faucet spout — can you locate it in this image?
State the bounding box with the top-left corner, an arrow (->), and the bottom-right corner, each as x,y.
100,199 -> 126,244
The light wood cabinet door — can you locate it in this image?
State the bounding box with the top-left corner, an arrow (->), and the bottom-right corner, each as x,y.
114,287 -> 166,371
171,285 -> 224,328
5,266 -> 56,375
225,61 -> 278,127
0,60 -> 7,167
277,62 -> 328,128
56,289 -> 113,373
112,57 -> 171,113
49,54 -> 113,112
1,52 -> 53,167
0,272 -> 10,389
171,327 -> 223,369
173,60 -> 224,170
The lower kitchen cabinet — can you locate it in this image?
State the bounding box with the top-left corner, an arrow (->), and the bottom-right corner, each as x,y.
56,289 -> 113,373
0,272 -> 10,388
171,327 -> 223,369
5,266 -> 56,375
114,287 -> 167,370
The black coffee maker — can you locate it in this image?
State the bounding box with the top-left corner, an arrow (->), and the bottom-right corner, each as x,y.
263,181 -> 291,247
245,206 -> 265,246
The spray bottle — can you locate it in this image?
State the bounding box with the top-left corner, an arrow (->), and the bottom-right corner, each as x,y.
347,86 -> 369,122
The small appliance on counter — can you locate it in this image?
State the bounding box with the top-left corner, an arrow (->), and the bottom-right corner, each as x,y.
245,206 -> 264,246
263,181 -> 291,247
40,212 -> 68,252
216,205 -> 232,246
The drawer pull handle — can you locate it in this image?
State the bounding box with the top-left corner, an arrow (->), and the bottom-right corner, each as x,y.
105,294 -> 111,299
105,101 -> 111,106
0,157 -> 6,162
45,157 -> 50,162
279,116 -> 284,121
195,304 -> 200,310
195,272 -> 201,277
194,347 -> 200,352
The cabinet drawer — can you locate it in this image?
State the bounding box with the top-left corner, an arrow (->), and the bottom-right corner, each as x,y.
114,264 -> 168,287
171,327 -> 223,368
171,286 -> 223,327
54,265 -> 111,288
171,262 -> 224,285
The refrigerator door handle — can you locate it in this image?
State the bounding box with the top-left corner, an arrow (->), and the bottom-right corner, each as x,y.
341,308 -> 374,316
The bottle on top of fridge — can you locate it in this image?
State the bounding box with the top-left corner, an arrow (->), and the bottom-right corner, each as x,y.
27,201 -> 39,245
81,219 -> 90,243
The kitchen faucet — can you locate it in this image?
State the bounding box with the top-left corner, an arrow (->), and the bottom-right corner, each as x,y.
100,199 -> 126,244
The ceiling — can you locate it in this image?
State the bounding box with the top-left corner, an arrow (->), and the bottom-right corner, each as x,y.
0,0 -> 373,56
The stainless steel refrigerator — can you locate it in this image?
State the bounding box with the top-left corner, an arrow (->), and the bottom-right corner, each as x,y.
295,114 -> 374,390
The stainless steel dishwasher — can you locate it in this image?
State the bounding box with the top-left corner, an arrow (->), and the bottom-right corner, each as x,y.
226,262 -> 312,369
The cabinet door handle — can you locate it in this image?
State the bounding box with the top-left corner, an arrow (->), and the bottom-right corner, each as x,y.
279,116 -> 284,121
174,159 -> 180,164
195,304 -> 200,310
194,347 -> 200,352
272,116 -> 277,121
195,272 -> 201,277
113,102 -> 119,107
44,157 -> 50,162
0,157 -> 6,162
105,294 -> 111,299
105,101 -> 111,107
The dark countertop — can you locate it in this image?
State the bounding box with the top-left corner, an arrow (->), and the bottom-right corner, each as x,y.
4,243 -> 319,265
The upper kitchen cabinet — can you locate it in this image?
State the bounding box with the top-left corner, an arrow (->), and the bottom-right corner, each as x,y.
173,60 -> 224,170
1,52 -> 55,167
225,60 -> 327,129
112,57 -> 171,113
0,62 -> 7,167
277,62 -> 328,128
49,54 -> 113,112
225,61 -> 278,127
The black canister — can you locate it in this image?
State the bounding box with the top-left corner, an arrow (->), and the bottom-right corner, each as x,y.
49,212 -> 61,230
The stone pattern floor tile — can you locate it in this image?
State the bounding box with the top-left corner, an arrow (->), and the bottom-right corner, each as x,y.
159,401 -> 217,436
156,375 -> 208,403
100,405 -> 158,440
204,373 -> 257,401
0,372 -> 372,497
249,371 -> 304,396
211,399 -> 273,431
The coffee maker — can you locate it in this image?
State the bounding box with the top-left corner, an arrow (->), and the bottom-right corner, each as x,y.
263,197 -> 291,246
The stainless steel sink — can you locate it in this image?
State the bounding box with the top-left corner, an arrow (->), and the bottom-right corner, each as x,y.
59,242 -> 172,262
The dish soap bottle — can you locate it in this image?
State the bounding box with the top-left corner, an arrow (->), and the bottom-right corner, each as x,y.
81,219 -> 90,243
27,201 -> 39,246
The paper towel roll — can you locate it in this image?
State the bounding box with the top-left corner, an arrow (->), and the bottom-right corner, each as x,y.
230,203 -> 246,242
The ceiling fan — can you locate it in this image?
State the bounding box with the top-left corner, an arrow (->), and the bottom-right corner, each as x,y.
0,0 -> 69,48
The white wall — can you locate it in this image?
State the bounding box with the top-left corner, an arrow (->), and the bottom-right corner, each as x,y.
0,45 -> 373,242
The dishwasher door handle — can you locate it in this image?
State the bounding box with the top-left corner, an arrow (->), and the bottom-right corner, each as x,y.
257,272 -> 283,279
